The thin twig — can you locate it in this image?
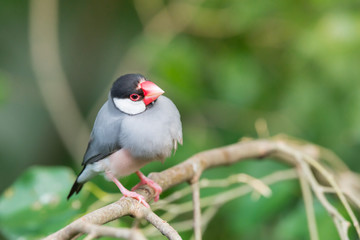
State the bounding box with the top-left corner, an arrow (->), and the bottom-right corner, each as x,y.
321,185 -> 360,209
143,209 -> 182,240
200,173 -> 272,197
303,155 -> 360,237
277,144 -> 350,240
83,233 -> 96,240
298,167 -> 319,240
155,173 -> 276,216
200,205 -> 220,236
144,169 -> 297,238
191,180 -> 202,240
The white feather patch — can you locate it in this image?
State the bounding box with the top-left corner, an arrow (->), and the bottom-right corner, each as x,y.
113,98 -> 146,115
77,158 -> 110,183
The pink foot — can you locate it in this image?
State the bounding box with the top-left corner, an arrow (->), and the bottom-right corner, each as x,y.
105,171 -> 150,208
120,189 -> 150,208
132,171 -> 163,202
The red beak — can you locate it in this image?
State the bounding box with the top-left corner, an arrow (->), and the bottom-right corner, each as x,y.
140,81 -> 165,105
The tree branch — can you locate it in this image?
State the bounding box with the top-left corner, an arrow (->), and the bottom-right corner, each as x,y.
191,180 -> 202,240
298,167 -> 318,240
46,138 -> 360,239
142,208 -> 181,240
72,223 -> 147,240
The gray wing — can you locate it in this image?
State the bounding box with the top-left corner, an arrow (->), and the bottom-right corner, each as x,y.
82,100 -> 125,165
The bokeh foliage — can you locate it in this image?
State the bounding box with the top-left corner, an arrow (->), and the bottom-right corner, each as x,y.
1,0 -> 360,239
0,167 -> 88,239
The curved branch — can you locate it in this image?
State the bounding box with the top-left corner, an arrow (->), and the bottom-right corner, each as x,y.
46,138 -> 359,239
143,210 -> 181,240
298,167 -> 319,240
46,139 -> 278,239
72,223 -> 147,240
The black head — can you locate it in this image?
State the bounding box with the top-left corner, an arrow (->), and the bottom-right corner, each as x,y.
110,74 -> 165,115
110,74 -> 146,99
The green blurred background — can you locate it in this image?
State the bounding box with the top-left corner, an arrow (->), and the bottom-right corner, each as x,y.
1,0 -> 360,239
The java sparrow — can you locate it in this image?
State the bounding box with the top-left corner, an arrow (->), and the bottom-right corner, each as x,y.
67,74 -> 182,207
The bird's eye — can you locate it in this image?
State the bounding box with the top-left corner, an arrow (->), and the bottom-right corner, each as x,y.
130,94 -> 140,101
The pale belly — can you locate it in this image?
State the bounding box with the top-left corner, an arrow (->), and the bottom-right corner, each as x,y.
77,149 -> 151,183
107,149 -> 150,177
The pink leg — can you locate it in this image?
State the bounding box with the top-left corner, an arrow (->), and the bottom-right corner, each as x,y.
105,171 -> 149,208
132,171 -> 163,202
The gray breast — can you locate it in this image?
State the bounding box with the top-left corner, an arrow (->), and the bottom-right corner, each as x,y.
119,96 -> 182,161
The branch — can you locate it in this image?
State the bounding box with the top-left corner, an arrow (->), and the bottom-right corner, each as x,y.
144,169 -> 296,238
46,138 -> 359,239
191,180 -> 202,240
72,223 -> 147,240
298,167 -> 318,240
45,199 -> 179,240
143,209 -> 181,240
275,143 -> 353,239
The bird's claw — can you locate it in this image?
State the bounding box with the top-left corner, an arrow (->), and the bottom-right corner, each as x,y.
132,178 -> 162,202
121,191 -> 150,208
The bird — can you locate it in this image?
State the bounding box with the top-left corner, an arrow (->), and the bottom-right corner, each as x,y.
67,74 -> 182,207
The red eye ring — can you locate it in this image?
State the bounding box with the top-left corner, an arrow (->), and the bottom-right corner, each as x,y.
130,94 -> 140,101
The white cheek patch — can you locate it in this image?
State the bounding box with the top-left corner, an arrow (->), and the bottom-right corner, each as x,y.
113,98 -> 146,115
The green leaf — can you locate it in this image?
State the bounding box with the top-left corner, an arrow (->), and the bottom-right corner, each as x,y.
0,166 -> 90,239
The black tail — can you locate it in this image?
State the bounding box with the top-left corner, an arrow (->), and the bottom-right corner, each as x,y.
67,167 -> 86,200
67,180 -> 84,200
